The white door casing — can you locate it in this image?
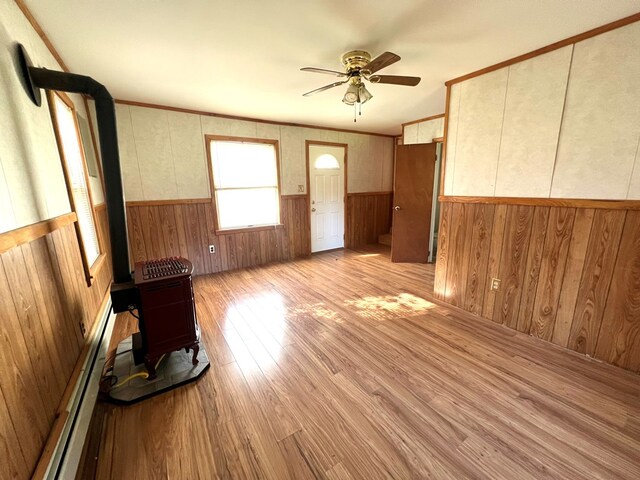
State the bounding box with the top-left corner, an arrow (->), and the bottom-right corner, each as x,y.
309,144 -> 345,253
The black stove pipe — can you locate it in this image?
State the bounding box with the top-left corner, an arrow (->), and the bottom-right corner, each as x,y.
27,66 -> 131,284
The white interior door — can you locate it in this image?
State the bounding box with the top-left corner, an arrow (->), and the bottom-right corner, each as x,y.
309,144 -> 345,253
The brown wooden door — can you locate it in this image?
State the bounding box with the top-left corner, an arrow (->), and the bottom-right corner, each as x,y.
391,143 -> 437,263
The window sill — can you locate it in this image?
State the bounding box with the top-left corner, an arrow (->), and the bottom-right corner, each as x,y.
84,252 -> 107,287
215,224 -> 284,235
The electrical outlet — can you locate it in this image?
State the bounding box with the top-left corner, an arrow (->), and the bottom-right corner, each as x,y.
297,184 -> 304,193
490,278 -> 501,291
209,245 -> 215,254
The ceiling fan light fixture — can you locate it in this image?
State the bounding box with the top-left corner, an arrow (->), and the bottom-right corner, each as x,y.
342,83 -> 359,105
358,84 -> 373,104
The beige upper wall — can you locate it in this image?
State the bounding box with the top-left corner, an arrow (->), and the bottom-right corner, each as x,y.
402,116 -> 444,145
113,103 -> 395,200
552,23 -> 640,199
0,1 -> 104,234
443,20 -> 640,200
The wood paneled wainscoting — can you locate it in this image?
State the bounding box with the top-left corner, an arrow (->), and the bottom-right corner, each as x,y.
0,206 -> 112,479
126,195 -> 310,274
126,192 -> 393,271
346,192 -> 393,248
434,198 -> 640,374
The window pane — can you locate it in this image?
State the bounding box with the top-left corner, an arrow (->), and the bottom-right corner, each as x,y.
212,141 -> 277,188
74,187 -> 100,265
53,95 -> 100,267
314,154 -> 340,169
216,188 -> 279,229
77,115 -> 99,178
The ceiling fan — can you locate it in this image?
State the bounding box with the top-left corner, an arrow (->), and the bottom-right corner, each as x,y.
301,50 -> 421,120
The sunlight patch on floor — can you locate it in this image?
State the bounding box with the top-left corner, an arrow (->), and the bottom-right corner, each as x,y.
220,292 -> 287,372
289,303 -> 343,323
344,292 -> 436,320
238,292 -> 287,341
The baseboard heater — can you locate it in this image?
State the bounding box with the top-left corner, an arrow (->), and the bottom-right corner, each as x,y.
42,299 -> 116,479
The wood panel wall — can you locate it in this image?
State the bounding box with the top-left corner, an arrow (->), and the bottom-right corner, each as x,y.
0,207 -> 112,479
126,196 -> 310,274
126,192 -> 392,272
434,200 -> 640,373
346,193 -> 393,249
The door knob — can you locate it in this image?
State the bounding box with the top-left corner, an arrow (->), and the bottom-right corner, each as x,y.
394,205 -> 401,211
311,208 -> 316,212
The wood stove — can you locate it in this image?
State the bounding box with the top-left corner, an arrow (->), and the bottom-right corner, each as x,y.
133,257 -> 199,378
17,46 -> 210,402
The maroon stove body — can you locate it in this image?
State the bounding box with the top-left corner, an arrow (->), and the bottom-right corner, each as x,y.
133,257 -> 199,377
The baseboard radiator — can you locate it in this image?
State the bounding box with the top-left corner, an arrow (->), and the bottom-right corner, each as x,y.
41,299 -> 116,479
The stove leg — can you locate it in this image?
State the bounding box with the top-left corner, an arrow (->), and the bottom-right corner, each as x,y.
191,343 -> 199,365
145,358 -> 157,380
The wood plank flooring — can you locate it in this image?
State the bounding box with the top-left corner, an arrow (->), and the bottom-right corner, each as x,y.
86,246 -> 640,479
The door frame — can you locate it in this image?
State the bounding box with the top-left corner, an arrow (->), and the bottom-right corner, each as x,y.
428,142 -> 443,263
305,140 -> 348,254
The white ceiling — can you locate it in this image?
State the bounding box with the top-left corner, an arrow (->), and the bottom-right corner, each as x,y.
25,0 -> 640,135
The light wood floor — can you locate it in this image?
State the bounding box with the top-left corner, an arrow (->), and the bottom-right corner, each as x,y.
84,246 -> 640,479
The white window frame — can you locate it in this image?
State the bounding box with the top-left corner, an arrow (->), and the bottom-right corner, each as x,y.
206,135 -> 282,234
48,91 -> 104,286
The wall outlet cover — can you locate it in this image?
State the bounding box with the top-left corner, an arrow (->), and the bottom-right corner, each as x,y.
490,278 -> 501,291
209,245 -> 215,254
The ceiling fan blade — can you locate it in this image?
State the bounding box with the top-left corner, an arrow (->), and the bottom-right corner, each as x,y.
303,80 -> 348,97
301,67 -> 347,77
369,75 -> 421,86
362,52 -> 401,74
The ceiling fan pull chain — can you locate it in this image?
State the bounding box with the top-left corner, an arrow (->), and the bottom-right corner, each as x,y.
353,103 -> 356,122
